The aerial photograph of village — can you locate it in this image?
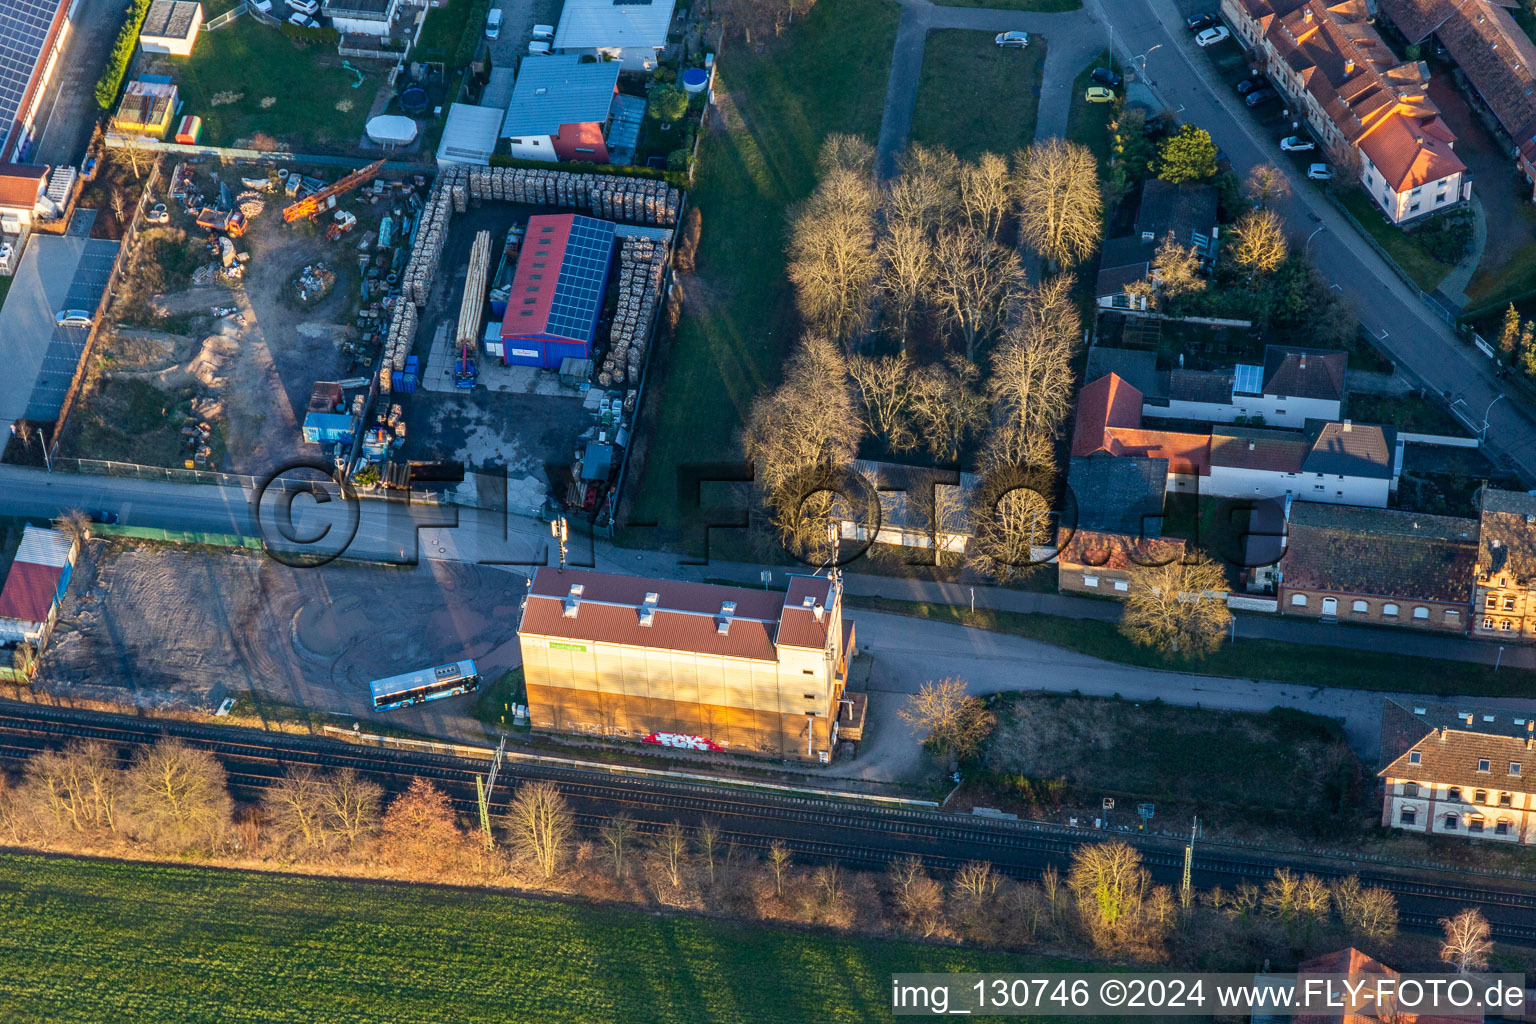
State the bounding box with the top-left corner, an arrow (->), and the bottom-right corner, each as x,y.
1,0 -> 1536,1019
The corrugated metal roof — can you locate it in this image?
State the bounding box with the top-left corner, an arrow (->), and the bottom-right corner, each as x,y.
554,0 -> 676,51
0,559 -> 62,625
15,525 -> 72,568
436,103 -> 503,166
501,55 -> 619,138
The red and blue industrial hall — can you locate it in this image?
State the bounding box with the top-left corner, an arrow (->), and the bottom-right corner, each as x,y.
499,213 -> 617,368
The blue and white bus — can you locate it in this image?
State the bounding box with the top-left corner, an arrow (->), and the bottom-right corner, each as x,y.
368,660 -> 480,712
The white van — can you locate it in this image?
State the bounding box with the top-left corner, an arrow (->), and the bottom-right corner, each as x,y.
531,23 -> 554,40
528,40 -> 551,55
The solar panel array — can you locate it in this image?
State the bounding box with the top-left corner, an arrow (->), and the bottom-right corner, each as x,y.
0,0 -> 62,155
545,215 -> 615,342
1233,363 -> 1264,396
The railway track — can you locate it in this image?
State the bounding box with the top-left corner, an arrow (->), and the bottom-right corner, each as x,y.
1,701 -> 1533,942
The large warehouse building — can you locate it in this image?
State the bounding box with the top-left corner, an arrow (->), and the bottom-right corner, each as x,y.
517,568 -> 859,761
498,213 -> 616,368
0,0 -> 72,163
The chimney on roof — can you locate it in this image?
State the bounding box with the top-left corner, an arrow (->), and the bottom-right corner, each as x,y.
1248,440 -> 1256,451
1304,7 -> 1312,21
1299,353 -> 1307,370
562,583 -> 584,619
1465,711 -> 1475,727
1346,58 -> 1356,75
716,600 -> 736,635
812,603 -> 825,623
1439,725 -> 1448,741
1342,420 -> 1352,432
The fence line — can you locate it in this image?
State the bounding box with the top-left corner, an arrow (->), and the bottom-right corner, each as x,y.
102,135 -> 426,171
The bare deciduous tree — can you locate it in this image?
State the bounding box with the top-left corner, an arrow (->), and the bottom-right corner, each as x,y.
600,812 -> 638,880
1150,233 -> 1205,304
953,860 -> 1000,904
931,226 -> 1024,360
1353,887 -> 1399,939
1230,208 -> 1288,274
898,677 -> 996,759
887,144 -> 961,231
960,151 -> 1012,240
1244,164 -> 1291,208
848,354 -> 915,450
651,820 -> 690,889
817,132 -> 874,177
968,467 -> 1057,582
261,766 -> 331,852
23,740 -> 121,837
988,313 -> 1077,447
1297,873 -> 1332,921
876,217 -> 933,346
695,819 -> 722,886
1013,138 -> 1104,268
1118,553 -> 1232,659
124,739 -> 232,852
52,509 -> 93,547
504,780 -> 574,882
767,840 -> 792,898
787,138 -> 881,342
322,768 -> 382,845
1262,867 -> 1300,921
379,777 -> 461,869
905,355 -> 986,462
889,855 -> 945,937
745,334 -> 864,497
1440,908 -> 1493,973
1068,841 -> 1152,949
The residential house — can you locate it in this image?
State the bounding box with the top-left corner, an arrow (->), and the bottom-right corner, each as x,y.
517,568 -> 859,761
1221,0 -> 1471,224
1277,501 -> 1476,630
1381,0 -> 1536,200
836,460 -> 982,556
138,1 -> 201,56
1254,945 -> 1484,1023
1093,181 -> 1218,310
322,0 -> 404,37
0,0 -> 71,162
1151,345 -> 1347,424
1379,698 -> 1535,845
0,162 -> 49,235
501,54 -> 620,164
1058,453 -> 1186,595
1072,372 -> 1395,504
553,0 -> 676,71
1472,486 -> 1536,641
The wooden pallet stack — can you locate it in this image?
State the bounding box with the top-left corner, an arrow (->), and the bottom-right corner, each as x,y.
598,234 -> 671,388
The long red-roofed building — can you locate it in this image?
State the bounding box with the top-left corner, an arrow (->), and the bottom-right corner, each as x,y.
517,567 -> 861,760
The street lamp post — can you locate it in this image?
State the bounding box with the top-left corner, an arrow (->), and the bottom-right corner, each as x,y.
1305,223 -> 1326,256
1481,393 -> 1505,444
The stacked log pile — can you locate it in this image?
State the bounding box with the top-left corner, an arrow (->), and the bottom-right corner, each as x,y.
597,233 -> 670,388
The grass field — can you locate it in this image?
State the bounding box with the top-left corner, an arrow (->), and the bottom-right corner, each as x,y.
909,32 -> 1045,160
167,21 -> 373,151
0,853 -> 1109,1023
414,0 -> 476,62
625,0 -> 900,543
1337,189 -> 1455,293
845,596 -> 1536,697
1065,53 -> 1120,168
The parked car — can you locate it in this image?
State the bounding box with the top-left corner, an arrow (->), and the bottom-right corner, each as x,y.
994,30 -> 1030,48
1195,25 -> 1230,46
1307,163 -> 1333,180
147,203 -> 169,225
531,23 -> 554,39
1244,88 -> 1278,107
289,0 -> 318,14
1280,135 -> 1316,152
485,8 -> 501,37
55,309 -> 92,327
1091,67 -> 1122,89
287,11 -> 317,27
90,510 -> 120,526
528,40 -> 550,55
1084,86 -> 1115,104
1235,78 -> 1259,96
1187,12 -> 1217,31
252,0 -> 272,10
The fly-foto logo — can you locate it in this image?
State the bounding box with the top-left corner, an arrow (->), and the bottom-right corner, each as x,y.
642,732 -> 726,752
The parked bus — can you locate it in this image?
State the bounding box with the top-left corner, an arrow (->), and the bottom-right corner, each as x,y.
368,660 -> 480,712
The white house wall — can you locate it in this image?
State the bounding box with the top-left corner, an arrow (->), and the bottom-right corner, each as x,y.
1152,395 -> 1342,425
506,135 -> 557,161
1205,465 -> 1389,506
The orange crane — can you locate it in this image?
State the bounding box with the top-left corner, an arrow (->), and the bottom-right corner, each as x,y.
283,159 -> 386,223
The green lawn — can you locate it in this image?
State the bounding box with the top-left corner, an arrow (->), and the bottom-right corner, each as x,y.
1346,393 -> 1464,435
935,0 -> 1081,9
414,0 -> 475,62
1466,240 -> 1536,313
846,596 -> 1536,698
909,31 -> 1045,160
1337,188 -> 1455,293
625,0 -> 900,543
0,853 -> 1101,1023
0,274 -> 12,315
1065,52 -> 1120,168
168,20 -> 373,151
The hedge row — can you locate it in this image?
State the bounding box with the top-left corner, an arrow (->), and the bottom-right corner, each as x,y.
280,22 -> 341,44
453,0 -> 492,68
94,0 -> 155,110
486,154 -> 691,191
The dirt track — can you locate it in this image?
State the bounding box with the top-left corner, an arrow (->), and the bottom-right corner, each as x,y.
41,543 -> 526,715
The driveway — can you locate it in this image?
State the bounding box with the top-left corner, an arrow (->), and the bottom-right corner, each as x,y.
875,0 -> 1106,177
28,0 -> 127,168
1087,0 -> 1536,485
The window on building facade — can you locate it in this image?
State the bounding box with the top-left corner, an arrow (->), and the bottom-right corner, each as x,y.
1409,203 -> 1420,213
1496,819 -> 1511,836
1291,594 -> 1307,607
1486,594 -> 1499,609
1435,192 -> 1446,204
1404,782 -> 1419,796
1499,791 -> 1512,807
1445,813 -> 1459,829
1475,789 -> 1488,804
1400,807 -> 1416,825
1512,762 -> 1523,777
1083,575 -> 1098,587
1448,786 -> 1462,801
1446,610 -> 1460,622
1500,620 -> 1513,632
1408,750 -> 1421,764
1384,604 -> 1399,617
1411,606 -> 1428,620
1113,579 -> 1128,592
1352,600 -> 1368,613
1505,596 -> 1517,610
1484,618 -> 1496,629
1478,759 -> 1491,772
1468,814 -> 1485,832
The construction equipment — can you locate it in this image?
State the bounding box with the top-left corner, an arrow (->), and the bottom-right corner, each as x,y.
283,159 -> 385,223
454,230 -> 492,389
196,207 -> 247,236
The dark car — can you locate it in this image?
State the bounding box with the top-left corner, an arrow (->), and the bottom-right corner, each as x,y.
1235,78 -> 1259,96
90,510 -> 120,525
1245,88 -> 1278,107
1090,67 -> 1122,89
1187,12 -> 1216,31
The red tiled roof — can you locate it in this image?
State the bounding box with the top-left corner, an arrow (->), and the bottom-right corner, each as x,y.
0,163 -> 47,209
1071,373 -> 1144,457
1105,427 -> 1212,476
1058,528 -> 1186,571
0,561 -> 63,625
1294,947 -> 1485,1024
519,567 -> 837,662
1358,110 -> 1466,190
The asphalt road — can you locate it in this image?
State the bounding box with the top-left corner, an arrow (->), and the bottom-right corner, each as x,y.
1087,0 -> 1536,484
28,0 -> 126,168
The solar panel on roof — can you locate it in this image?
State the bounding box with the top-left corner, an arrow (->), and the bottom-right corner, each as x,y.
1233,363 -> 1263,395
0,0 -> 63,155
544,216 -> 616,342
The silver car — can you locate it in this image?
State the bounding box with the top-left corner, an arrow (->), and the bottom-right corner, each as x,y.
994,30 -> 1030,48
